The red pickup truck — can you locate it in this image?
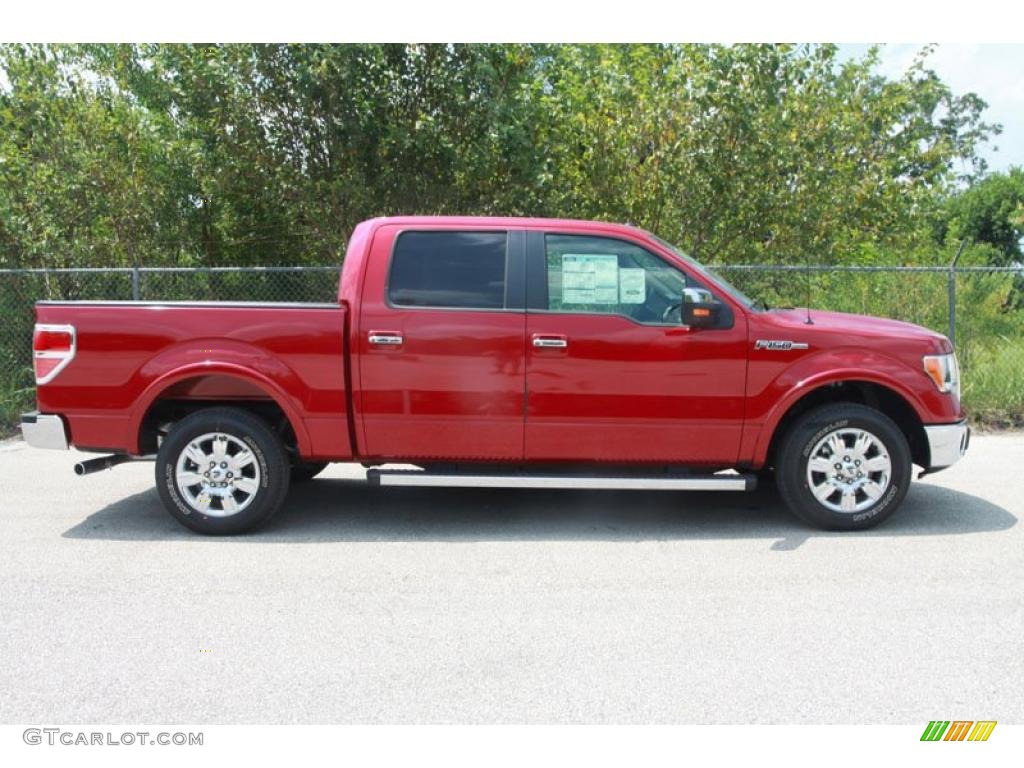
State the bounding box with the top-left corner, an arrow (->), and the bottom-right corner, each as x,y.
21,216 -> 968,534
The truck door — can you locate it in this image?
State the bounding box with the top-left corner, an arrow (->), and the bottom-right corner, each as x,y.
357,226 -> 526,461
524,231 -> 748,464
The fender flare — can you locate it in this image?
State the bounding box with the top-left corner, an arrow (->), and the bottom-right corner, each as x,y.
128,362 -> 312,456
750,368 -> 929,466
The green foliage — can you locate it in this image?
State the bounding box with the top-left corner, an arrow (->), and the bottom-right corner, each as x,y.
961,339 -> 1024,424
940,168 -> 1024,264
527,44 -> 995,263
0,43 -> 1000,268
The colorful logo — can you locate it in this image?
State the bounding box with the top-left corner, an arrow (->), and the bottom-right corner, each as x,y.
920,721 -> 997,741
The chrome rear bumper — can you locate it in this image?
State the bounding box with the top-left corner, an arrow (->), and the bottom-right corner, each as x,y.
924,420 -> 969,472
20,412 -> 69,451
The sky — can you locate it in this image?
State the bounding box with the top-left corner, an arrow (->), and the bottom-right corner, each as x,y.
839,44 -> 1024,175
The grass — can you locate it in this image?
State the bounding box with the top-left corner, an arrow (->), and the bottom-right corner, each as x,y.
0,369 -> 33,438
961,338 -> 1024,429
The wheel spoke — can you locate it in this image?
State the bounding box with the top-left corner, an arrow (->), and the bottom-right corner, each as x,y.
184,444 -> 207,467
853,432 -> 873,458
840,488 -> 857,512
176,471 -> 205,487
210,435 -> 228,463
808,457 -> 833,474
827,434 -> 845,458
234,477 -> 259,495
233,450 -> 255,469
812,481 -> 836,502
220,494 -> 239,515
864,455 -> 891,473
862,480 -> 885,500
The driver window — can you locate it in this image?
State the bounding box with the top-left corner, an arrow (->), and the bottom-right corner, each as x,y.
544,234 -> 710,324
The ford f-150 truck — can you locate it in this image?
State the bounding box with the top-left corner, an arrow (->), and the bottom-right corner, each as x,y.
20,216 -> 969,534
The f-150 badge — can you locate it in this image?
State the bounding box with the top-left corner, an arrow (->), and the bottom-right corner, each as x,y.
755,339 -> 809,351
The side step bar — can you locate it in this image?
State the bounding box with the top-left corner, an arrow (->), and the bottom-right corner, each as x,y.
366,469 -> 755,492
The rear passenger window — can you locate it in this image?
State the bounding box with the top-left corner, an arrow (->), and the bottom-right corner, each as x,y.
389,231 -> 507,309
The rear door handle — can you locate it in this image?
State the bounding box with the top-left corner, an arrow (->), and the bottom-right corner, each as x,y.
532,334 -> 568,349
368,332 -> 404,346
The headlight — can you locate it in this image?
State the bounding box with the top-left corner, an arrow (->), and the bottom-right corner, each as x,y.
923,353 -> 960,400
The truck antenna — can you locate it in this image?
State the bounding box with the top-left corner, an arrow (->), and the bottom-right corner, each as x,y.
804,249 -> 814,325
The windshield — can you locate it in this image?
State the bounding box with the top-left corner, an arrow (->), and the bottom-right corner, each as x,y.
648,233 -> 762,310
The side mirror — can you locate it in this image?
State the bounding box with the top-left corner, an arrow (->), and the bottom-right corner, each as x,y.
682,299 -> 723,329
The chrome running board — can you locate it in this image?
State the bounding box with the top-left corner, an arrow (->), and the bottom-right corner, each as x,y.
366,469 -> 755,492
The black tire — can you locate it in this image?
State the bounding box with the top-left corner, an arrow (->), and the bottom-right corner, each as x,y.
776,403 -> 911,531
155,407 -> 290,535
753,467 -> 777,493
291,461 -> 328,483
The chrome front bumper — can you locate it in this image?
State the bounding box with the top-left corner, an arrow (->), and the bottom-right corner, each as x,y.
924,420 -> 970,471
20,412 -> 69,451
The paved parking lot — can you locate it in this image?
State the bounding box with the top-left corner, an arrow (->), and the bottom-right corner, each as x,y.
0,432 -> 1021,724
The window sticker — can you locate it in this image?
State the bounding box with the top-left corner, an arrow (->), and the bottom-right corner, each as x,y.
561,254 -> 619,304
619,268 -> 646,304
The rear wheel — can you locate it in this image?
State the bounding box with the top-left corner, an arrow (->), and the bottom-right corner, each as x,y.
156,407 -> 290,535
776,403 -> 911,530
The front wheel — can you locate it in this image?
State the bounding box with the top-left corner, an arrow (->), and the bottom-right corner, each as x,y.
776,403 -> 911,530
156,407 -> 290,535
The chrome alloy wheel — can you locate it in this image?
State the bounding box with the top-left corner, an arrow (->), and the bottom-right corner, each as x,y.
174,432 -> 261,517
805,427 -> 892,514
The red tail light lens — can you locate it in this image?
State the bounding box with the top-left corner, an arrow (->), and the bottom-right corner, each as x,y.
33,324 -> 76,384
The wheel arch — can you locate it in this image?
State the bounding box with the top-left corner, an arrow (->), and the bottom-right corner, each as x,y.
759,379 -> 929,470
131,365 -> 312,458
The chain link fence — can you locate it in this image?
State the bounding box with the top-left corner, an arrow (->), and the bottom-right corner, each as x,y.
0,266 -> 340,433
2,263 -> 1023,433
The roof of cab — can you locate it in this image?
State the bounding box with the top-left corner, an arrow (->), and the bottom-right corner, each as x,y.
362,215 -> 646,234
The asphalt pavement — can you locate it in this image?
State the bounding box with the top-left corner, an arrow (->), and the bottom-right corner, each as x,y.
0,432 -> 1021,723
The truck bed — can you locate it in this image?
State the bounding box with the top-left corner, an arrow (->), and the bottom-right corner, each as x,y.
33,301 -> 352,460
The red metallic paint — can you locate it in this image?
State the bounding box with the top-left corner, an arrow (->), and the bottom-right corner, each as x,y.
32,216 -> 966,469
525,314 -> 748,464
34,303 -> 350,459
355,224 -> 526,460
521,224 -> 749,464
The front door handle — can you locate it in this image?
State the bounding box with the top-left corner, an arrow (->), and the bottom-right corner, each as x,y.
532,335 -> 568,349
368,332 -> 404,346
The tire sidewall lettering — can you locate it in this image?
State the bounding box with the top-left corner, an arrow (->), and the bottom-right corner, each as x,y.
802,418 -> 849,461
241,435 -> 270,490
164,462 -> 194,518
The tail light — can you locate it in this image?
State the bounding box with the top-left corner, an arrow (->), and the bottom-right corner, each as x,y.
33,324 -> 76,384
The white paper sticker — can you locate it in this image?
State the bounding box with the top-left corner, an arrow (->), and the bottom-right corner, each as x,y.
561,254 -> 619,304
619,268 -> 646,304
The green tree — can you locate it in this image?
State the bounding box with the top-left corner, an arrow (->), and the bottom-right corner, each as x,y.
0,43 -> 1002,270
527,44 -> 996,264
940,167 -> 1024,265
0,44 -> 192,269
